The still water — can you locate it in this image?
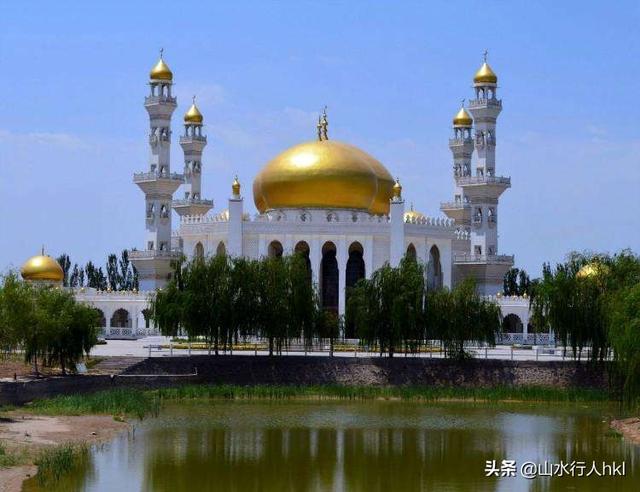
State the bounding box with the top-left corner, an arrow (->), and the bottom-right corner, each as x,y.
24,401 -> 639,491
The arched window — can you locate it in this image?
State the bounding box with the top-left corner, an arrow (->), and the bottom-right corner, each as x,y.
345,242 -> 365,337
406,243 -> 417,261
320,242 -> 338,313
194,242 -> 204,260
110,308 -> 131,328
142,309 -> 152,329
216,242 -> 226,257
294,241 -> 312,283
427,245 -> 443,290
502,314 -> 524,333
268,240 -> 283,258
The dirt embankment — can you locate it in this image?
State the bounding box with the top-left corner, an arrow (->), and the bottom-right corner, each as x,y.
0,413 -> 128,492
611,417 -> 640,446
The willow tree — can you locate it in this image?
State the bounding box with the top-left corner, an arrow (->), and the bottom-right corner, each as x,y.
0,273 -> 34,355
426,279 -> 501,359
530,254 -> 611,361
347,258 -> 427,357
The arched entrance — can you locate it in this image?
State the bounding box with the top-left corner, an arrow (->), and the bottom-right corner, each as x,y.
194,242 -> 204,260
268,240 -> 283,258
502,314 -> 524,333
294,241 -> 312,284
406,243 -> 417,261
216,241 -> 226,257
110,308 -> 131,328
427,245 -> 443,289
345,242 -> 365,337
320,242 -> 338,313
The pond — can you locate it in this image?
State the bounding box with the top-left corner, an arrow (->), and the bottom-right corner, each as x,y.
24,401 -> 639,491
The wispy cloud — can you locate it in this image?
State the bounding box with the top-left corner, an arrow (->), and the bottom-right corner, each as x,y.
0,129 -> 91,151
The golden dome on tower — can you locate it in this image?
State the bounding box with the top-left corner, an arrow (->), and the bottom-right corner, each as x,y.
453,107 -> 473,127
150,54 -> 173,81
576,262 -> 609,280
404,203 -> 424,222
474,62 -> 497,84
21,251 -> 64,282
184,101 -> 203,124
232,175 -> 241,196
253,140 -> 395,215
392,178 -> 402,199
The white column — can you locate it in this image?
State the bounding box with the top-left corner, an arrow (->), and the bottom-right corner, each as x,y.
364,237 -> 373,279
439,240 -> 453,289
337,238 -> 347,316
228,197 -> 243,257
310,237 -> 321,288
389,199 -> 405,267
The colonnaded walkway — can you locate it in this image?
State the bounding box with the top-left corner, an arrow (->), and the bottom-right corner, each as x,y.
89,336 -> 589,362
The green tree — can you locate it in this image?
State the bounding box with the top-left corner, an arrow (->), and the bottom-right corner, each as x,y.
56,253 -> 72,287
426,279 -> 501,359
0,273 -> 33,354
347,258 -> 427,357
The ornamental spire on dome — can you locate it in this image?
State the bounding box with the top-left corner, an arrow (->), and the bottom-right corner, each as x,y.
392,177 -> 402,199
453,99 -> 473,127
317,106 -> 329,141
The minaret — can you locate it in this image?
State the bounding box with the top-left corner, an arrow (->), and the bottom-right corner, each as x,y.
441,101 -> 474,228
173,96 -> 213,217
131,50 -> 183,291
227,176 -> 244,257
453,53 -> 513,295
389,178 -> 405,267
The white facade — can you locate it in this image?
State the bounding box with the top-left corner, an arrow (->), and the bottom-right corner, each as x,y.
81,54 -> 539,340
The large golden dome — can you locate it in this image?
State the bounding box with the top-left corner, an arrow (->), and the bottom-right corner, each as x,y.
253,140 -> 394,215
21,254 -> 64,282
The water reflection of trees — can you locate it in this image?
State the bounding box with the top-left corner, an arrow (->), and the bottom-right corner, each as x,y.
141,426 -> 503,492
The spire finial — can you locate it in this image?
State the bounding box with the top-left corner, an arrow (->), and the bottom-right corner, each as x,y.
160,47 -> 164,59
320,105 -> 328,141
41,245 -> 45,256
232,175 -> 241,197
461,98 -> 465,107
192,95 -> 196,105
483,49 -> 488,62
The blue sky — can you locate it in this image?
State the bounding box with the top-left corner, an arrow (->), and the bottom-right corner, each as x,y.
1,1 -> 639,276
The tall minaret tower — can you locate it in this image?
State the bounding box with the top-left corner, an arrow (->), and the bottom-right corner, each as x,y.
453,53 -> 513,295
173,97 -> 213,217
441,101 -> 474,229
131,51 -> 183,291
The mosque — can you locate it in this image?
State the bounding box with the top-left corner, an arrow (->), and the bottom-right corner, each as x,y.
19,52 -> 543,343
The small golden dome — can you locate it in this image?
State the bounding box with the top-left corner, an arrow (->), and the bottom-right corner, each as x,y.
184,98 -> 203,124
576,262 -> 609,279
404,203 -> 424,222
253,140 -> 394,215
453,107 -> 473,127
21,252 -> 64,282
392,178 -> 402,199
232,175 -> 241,196
474,62 -> 497,84
150,56 -> 173,81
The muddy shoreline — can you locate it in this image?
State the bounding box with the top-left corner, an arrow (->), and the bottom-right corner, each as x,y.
611,417 -> 640,446
0,413 -> 128,492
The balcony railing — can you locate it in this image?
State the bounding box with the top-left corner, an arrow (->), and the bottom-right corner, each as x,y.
456,175 -> 511,186
448,137 -> 474,147
173,198 -> 214,207
179,135 -> 207,144
133,171 -> 184,183
440,201 -> 470,210
144,95 -> 177,105
454,254 -> 514,265
468,98 -> 502,108
129,249 -> 182,260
